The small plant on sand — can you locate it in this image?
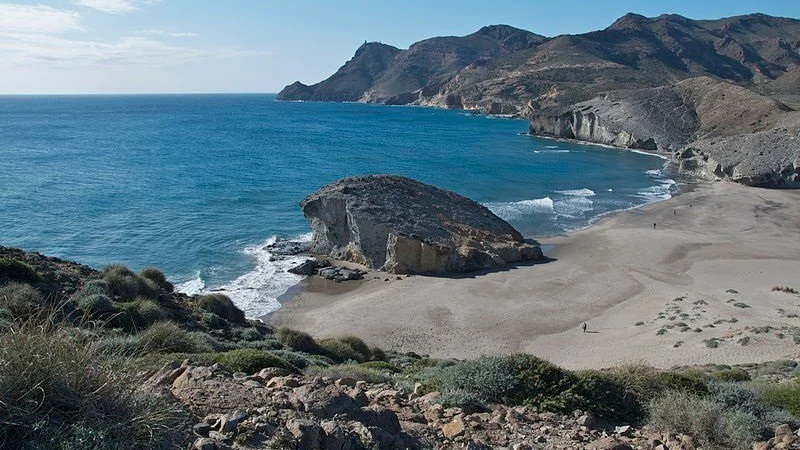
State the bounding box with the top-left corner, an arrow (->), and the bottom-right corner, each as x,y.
705,338 -> 721,348
276,327 -> 321,354
773,286 -> 799,294
734,302 -> 750,309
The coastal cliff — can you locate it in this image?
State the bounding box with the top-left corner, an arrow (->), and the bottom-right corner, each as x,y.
528,77 -> 800,187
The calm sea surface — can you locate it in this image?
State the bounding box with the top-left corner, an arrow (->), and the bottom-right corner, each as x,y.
0,94 -> 674,316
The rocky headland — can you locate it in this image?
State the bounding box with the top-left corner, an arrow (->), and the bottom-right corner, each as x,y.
300,175 -> 543,274
278,13 -> 800,187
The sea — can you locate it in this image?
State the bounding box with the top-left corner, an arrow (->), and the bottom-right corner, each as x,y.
0,94 -> 676,317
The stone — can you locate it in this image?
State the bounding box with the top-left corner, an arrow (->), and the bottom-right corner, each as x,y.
290,384 -> 360,418
193,422 -> 212,436
776,424 -> 794,439
442,418 -> 466,439
285,418 -> 323,450
615,425 -> 632,436
257,367 -> 293,381
191,437 -> 226,450
147,360 -> 186,386
300,175 -> 544,274
216,409 -> 248,433
588,437 -> 634,450
267,376 -> 302,389
513,444 -> 533,450
288,259 -> 318,275
335,377 -> 358,387
355,405 -> 402,433
172,366 -> 213,390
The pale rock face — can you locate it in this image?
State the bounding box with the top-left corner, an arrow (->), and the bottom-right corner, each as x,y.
300,175 -> 544,274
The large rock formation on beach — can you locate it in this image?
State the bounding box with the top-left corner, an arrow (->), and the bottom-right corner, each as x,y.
300,175 -> 543,274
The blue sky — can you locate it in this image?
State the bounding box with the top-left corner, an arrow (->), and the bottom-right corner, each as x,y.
1,0 -> 798,94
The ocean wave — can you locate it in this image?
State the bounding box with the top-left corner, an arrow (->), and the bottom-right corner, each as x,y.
485,197 -> 554,221
555,188 -> 596,197
554,196 -> 594,218
175,233 -> 312,318
533,149 -> 572,154
636,177 -> 677,202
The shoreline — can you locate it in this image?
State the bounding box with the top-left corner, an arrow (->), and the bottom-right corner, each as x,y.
269,181 -> 800,369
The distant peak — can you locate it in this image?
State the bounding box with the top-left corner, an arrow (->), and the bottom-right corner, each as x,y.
608,12 -> 648,30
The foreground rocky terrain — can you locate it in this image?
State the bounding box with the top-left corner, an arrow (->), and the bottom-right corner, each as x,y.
300,175 -> 543,274
3,245 -> 800,449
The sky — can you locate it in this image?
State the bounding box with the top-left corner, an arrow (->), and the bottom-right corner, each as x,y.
1,0 -> 799,94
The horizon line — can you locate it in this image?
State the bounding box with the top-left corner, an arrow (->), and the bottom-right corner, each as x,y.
0,92 -> 280,96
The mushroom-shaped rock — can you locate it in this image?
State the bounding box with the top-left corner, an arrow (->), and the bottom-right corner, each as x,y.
300,175 -> 544,274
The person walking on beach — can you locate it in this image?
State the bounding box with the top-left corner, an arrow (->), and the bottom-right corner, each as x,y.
653,222 -> 657,229
581,322 -> 587,333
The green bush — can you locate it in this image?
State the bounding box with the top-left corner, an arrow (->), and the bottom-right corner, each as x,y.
337,335 -> 372,359
504,353 -> 576,406
271,349 -> 328,369
437,389 -> 486,413
0,324 -> 185,449
212,348 -> 292,373
757,381 -> 800,417
102,264 -> 159,301
559,371 -> 639,422
276,327 -> 321,354
371,346 -> 387,361
197,293 -> 246,324
360,361 -> 401,373
439,355 -> 517,403
712,367 -> 751,382
0,282 -> 46,317
0,258 -> 40,283
93,335 -> 143,356
238,338 -> 283,351
305,364 -> 391,384
139,322 -> 210,353
319,338 -> 368,362
138,267 -> 174,293
607,364 -> 708,404
708,381 -> 798,433
78,293 -> 118,319
230,326 -> 264,342
113,298 -> 167,332
648,390 -> 761,450
200,311 -> 229,330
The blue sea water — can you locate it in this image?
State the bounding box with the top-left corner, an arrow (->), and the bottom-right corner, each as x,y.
0,94 -> 675,316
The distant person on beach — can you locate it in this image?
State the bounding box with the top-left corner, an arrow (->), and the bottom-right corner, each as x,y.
653,222 -> 657,229
581,322 -> 587,333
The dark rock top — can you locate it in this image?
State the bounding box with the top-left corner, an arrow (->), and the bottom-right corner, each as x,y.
300,175 -> 543,274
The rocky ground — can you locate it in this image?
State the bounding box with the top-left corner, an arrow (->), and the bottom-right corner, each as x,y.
145,361 -> 800,450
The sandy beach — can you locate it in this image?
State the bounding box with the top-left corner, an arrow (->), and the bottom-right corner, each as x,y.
269,182 -> 800,369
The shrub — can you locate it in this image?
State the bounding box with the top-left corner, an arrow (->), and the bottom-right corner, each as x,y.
271,349 -> 327,369
708,381 -> 799,436
139,321 -> 210,353
276,327 -> 321,354
504,353 -> 576,407
77,293 -> 118,319
558,371 -> 639,422
337,335 -> 372,359
200,311 -> 229,330
0,324 -> 185,449
93,335 -> 143,356
648,390 -> 760,450
319,338 -> 368,363
305,364 -> 391,384
102,264 -> 159,301
238,338 -> 283,351
757,381 -> 800,417
139,267 -> 174,292
712,367 -> 751,382
212,348 -> 292,373
608,364 -> 708,404
439,355 -> 517,403
197,293 -> 246,324
113,298 -> 167,332
437,389 -> 487,413
360,361 -> 401,373
0,258 -> 40,283
0,282 -> 46,317
371,346 -> 387,361
230,326 -> 264,342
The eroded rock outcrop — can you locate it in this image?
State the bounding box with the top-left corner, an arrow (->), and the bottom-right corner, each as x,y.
300,175 -> 543,274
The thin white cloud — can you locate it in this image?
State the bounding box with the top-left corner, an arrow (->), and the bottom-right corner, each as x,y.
141,29 -> 199,38
73,0 -> 159,15
0,4 -> 82,34
0,32 -> 265,68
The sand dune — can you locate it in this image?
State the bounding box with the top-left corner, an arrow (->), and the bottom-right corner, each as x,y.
269,182 -> 800,369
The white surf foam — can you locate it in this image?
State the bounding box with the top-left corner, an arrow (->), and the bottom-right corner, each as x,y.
555,188 -> 596,197
485,197 -> 554,221
533,149 -> 572,154
554,196 -> 594,218
637,167 -> 677,202
175,233 -> 312,319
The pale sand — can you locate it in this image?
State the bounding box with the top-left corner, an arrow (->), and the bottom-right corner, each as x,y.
269,182 -> 800,369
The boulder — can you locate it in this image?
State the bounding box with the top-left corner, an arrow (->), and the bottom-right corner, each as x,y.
300,175 -> 544,274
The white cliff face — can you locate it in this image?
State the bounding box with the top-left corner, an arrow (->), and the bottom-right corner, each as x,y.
529,111 -> 659,150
